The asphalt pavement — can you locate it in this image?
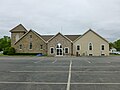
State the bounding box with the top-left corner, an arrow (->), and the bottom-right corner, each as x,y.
0,56 -> 120,90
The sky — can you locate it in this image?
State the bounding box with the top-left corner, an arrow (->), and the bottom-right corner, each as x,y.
0,0 -> 120,42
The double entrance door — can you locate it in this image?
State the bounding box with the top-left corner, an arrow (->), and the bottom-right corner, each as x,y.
56,43 -> 63,56
56,48 -> 63,56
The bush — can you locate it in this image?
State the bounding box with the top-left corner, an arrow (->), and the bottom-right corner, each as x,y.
3,47 -> 9,55
3,47 -> 15,55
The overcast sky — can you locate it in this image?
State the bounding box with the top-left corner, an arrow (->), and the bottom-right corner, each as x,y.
0,0 -> 120,42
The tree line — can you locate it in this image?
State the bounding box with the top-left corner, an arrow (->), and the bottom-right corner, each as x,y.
109,39 -> 120,51
0,36 -> 15,55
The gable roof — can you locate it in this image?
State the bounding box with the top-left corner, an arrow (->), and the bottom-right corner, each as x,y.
9,24 -> 28,32
14,29 -> 46,45
41,35 -> 54,41
47,32 -> 72,43
74,29 -> 109,43
65,35 -> 81,41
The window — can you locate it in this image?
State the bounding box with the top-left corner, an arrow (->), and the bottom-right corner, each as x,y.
77,45 -> 80,50
30,35 -> 32,38
50,47 -> 54,54
89,43 -> 93,50
64,47 -> 69,54
57,43 -> 62,48
16,34 -> 19,42
101,45 -> 105,50
89,54 -> 93,56
19,44 -> 22,50
101,54 -> 105,56
40,45 -> 43,49
29,42 -> 32,49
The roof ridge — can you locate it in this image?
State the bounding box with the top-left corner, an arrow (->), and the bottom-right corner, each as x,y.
9,24 -> 28,32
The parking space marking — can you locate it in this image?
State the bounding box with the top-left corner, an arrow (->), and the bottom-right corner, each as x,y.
70,83 -> 120,85
72,66 -> 120,67
10,70 -> 120,73
85,60 -> 91,63
26,66 -> 120,68
0,82 -> 67,84
26,66 -> 69,67
66,60 -> 72,90
52,59 -> 57,63
10,71 -> 69,73
71,71 -> 120,73
0,82 -> 120,85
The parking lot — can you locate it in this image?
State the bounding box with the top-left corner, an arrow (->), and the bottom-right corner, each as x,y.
0,56 -> 120,90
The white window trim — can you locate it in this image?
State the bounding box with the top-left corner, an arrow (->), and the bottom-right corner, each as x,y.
64,47 -> 69,54
100,44 -> 105,51
88,42 -> 93,50
76,44 -> 80,51
50,47 -> 54,54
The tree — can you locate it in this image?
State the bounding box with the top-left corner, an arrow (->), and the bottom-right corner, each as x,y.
113,39 -> 120,51
0,36 -> 11,51
109,42 -> 114,50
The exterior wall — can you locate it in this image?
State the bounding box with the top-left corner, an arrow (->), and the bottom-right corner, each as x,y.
10,25 -> 109,57
48,34 -> 72,56
14,31 -> 47,55
73,31 -> 109,56
11,32 -> 25,47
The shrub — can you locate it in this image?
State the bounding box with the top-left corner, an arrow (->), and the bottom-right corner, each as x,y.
3,47 -> 9,55
3,47 -> 15,55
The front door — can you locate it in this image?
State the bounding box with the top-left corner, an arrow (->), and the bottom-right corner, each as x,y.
56,43 -> 63,56
56,48 -> 63,56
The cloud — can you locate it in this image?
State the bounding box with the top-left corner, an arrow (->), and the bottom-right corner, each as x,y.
0,0 -> 120,41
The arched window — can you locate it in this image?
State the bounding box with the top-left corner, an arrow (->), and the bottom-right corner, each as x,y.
16,34 -> 19,42
57,45 -> 59,48
89,43 -> 93,50
56,43 -> 62,48
50,47 -> 54,54
29,42 -> 32,49
101,44 -> 105,50
77,45 -> 80,50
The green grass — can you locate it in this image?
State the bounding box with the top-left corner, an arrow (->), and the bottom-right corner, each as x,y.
0,53 -> 4,56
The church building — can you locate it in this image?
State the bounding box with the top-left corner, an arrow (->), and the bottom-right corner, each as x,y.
10,24 -> 109,56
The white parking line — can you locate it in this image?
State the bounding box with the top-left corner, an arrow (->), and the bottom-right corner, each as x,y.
0,82 -> 120,85
10,70 -> 120,73
10,71 -> 68,73
52,59 -> 57,63
71,71 -> 120,73
26,66 -> 69,67
86,60 -> 91,63
25,66 -> 120,68
66,60 -> 72,90
71,83 -> 120,85
0,82 -> 67,84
